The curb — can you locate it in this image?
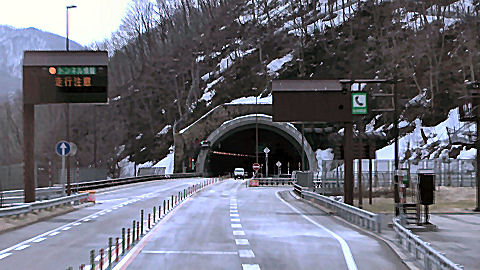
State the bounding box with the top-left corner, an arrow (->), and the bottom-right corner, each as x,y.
288,190 -> 420,270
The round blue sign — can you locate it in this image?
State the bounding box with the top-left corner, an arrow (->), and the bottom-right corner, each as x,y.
55,141 -> 71,156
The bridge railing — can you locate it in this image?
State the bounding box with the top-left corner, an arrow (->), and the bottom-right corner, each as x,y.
392,217 -> 463,270
256,178 -> 295,186
0,193 -> 88,218
0,187 -> 64,205
70,172 -> 202,192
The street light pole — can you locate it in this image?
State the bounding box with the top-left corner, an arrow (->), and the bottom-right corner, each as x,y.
65,5 -> 76,196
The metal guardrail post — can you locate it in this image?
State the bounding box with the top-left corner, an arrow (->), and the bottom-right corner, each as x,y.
376,215 -> 382,233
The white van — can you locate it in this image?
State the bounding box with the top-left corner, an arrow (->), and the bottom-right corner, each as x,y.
233,168 -> 245,179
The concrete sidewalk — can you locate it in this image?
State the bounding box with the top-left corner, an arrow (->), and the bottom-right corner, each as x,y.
380,213 -> 480,270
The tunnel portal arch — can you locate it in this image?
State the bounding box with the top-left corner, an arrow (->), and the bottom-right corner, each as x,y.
196,115 -> 317,175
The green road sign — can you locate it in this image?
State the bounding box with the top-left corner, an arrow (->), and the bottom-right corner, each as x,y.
352,92 -> 367,114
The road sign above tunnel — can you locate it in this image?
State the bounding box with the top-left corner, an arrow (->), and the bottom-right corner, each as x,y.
23,51 -> 108,104
272,80 -> 352,122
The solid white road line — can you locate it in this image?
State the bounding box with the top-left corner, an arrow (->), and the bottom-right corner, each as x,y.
0,253 -> 11,260
275,191 -> 358,270
238,250 -> 255,258
242,264 -> 261,270
233,230 -> 246,236
235,239 -> 249,245
14,245 -> 30,251
142,250 -> 238,255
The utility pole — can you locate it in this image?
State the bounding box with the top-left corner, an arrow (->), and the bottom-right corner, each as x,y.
65,5 -> 76,196
393,83 -> 400,216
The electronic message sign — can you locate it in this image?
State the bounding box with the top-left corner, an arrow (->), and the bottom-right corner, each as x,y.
23,51 -> 108,104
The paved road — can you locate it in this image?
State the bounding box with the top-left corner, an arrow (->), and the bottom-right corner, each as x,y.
0,178 -> 206,269
116,180 -> 408,270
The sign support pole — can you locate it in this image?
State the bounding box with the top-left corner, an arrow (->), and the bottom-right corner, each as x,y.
23,103 -> 35,203
344,122 -> 354,205
475,117 -> 480,211
61,154 -> 66,195
266,153 -> 269,177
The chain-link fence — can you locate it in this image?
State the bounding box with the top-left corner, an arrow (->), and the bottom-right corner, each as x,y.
317,159 -> 477,189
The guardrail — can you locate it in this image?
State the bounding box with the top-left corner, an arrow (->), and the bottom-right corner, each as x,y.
0,186 -> 63,197
293,184 -> 305,196
300,189 -> 381,233
256,178 -> 295,186
392,217 -> 463,270
70,172 -> 202,192
0,193 -> 88,218
0,187 -> 64,205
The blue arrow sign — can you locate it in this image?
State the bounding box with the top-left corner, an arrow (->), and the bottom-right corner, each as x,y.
56,141 -> 71,156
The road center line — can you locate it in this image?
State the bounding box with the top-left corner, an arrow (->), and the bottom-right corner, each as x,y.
275,191 -> 358,270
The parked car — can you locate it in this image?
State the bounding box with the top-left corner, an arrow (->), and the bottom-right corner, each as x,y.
233,168 -> 245,179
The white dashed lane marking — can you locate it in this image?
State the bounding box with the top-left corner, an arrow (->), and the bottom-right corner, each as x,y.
62,227 -> 71,231
231,224 -> 242,228
32,238 -> 46,243
0,253 -> 11,260
230,214 -> 239,217
49,232 -> 60,236
73,223 -> 81,226
233,230 -> 245,236
231,218 -> 240,222
235,239 -> 249,245
242,264 -> 261,270
238,250 -> 255,258
14,245 -> 30,251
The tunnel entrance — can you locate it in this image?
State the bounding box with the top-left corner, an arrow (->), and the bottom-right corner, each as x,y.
205,124 -> 308,176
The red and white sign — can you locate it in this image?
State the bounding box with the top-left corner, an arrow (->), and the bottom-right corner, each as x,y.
252,163 -> 261,171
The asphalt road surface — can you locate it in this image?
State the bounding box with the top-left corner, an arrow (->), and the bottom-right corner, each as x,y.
114,180 -> 408,270
0,177 -> 206,269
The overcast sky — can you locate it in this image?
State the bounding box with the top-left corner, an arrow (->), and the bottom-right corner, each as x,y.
0,0 -> 131,46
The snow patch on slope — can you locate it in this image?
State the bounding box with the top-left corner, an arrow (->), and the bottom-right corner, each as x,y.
154,151 -> 174,174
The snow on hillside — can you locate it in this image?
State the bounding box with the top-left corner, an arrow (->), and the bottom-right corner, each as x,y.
154,152 -> 174,174
376,108 -> 476,160
228,94 -> 272,105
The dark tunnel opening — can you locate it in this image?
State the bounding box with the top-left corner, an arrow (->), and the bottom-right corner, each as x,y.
205,125 -> 308,176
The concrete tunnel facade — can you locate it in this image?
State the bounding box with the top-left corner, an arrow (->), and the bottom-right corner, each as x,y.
173,104 -> 317,176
